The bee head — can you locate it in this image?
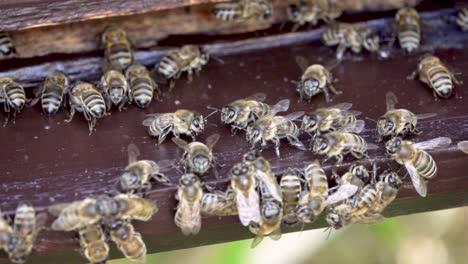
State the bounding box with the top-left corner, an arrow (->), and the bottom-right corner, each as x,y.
96,195 -> 119,217
199,48 -> 210,65
326,212 -> 343,229
262,201 -> 281,222
303,78 -> 320,96
377,118 -> 395,137
242,150 -> 260,163
191,113 -> 205,133
49,71 -> 69,87
111,220 -> 131,240
192,154 -> 210,174
385,137 -> 402,154
9,252 -> 27,264
363,34 -> 380,53
312,136 -> 329,154
287,4 -> 301,20
297,205 -> 316,223
120,168 -> 140,190
102,26 -> 127,44
109,86 -> 124,105
302,113 -> 318,132
180,173 -> 198,186
221,106 -> 237,124
350,164 -> 370,182
383,171 -> 403,189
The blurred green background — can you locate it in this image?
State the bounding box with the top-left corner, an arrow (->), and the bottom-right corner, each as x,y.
110,206 -> 467,264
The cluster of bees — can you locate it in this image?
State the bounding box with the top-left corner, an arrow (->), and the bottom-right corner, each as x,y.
0,1 -> 467,263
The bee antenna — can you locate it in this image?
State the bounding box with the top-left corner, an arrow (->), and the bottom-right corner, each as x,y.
211,55 -> 225,64
206,106 -> 220,112
325,227 -> 333,240
365,117 -> 377,123
207,123 -> 218,127
204,110 -> 219,120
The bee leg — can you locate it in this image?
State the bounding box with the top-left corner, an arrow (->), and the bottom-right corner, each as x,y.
169,79 -> 176,91
323,89 -> 332,103
158,131 -> 170,145
187,69 -> 193,83
336,44 -> 347,60
292,23 -> 301,32
152,173 -> 172,186
64,106 -> 76,123
432,90 -> 440,101
335,155 -> 343,164
118,98 -> 127,112
88,118 -> 96,135
450,72 -> 463,85
328,83 -> 342,95
406,70 -> 418,80
272,138 -> 281,157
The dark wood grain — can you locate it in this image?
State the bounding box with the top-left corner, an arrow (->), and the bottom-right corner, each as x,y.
0,7 -> 467,264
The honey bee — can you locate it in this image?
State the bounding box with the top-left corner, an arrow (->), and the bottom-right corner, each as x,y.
376,91 -> 436,142
7,203 -> 48,264
386,137 -> 452,197
301,102 -> 364,137
326,163 -> 373,205
321,23 -> 380,60
0,210 -> 13,252
143,109 -> 205,144
65,82 -> 107,134
294,56 -> 341,102
174,173 -> 203,235
33,71 -> 69,115
78,224 -> 109,264
125,64 -> 160,108
0,77 -> 26,125
296,160 -> 328,224
99,70 -> 130,111
0,32 -> 16,57
394,7 -> 421,53
458,141 -> 468,154
230,163 -> 260,226
120,143 -> 172,194
246,111 -> 306,157
249,173 -> 283,248
101,26 -> 133,71
49,194 -> 158,231
109,220 -> 146,263
212,0 -> 272,22
157,45 -> 209,89
280,168 -> 302,225
287,0 -> 342,31
456,8 -> 468,31
172,134 -> 220,176
409,55 -> 461,99
201,188 -> 238,217
219,93 -> 290,132
373,171 -> 402,213
312,131 -> 377,164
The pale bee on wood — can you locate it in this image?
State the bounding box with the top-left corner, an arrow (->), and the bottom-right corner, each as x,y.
458,141 -> 468,154
280,168 -> 302,225
172,134 -> 220,176
143,109 -> 205,144
456,8 -> 468,31
0,77 -> 26,125
99,70 -> 131,111
0,209 -> 13,252
376,91 -> 436,142
101,26 -> 133,71
120,143 -> 172,194
65,82 -> 107,134
174,173 -> 203,236
78,224 -> 109,264
409,55 -> 462,99
32,71 -> 69,115
125,64 -> 160,108
212,0 -> 273,22
385,136 -> 452,197
394,7 -> 421,53
287,0 -> 342,31
230,163 -> 260,226
109,220 -> 147,263
0,32 -> 16,58
201,188 -> 238,217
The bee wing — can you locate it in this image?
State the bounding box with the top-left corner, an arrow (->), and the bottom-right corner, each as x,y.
244,92 -> 267,102
457,141 -> 468,154
405,163 -> 427,197
127,143 -> 141,164
415,113 -> 437,120
34,213 -> 49,234
48,202 -> 72,216
272,111 -> 305,127
156,159 -> 176,173
337,120 -> 365,134
366,143 -> 379,150
256,170 -> 282,202
142,114 -> 162,127
413,137 -> 452,151
251,234 -> 264,249
269,99 -> 290,116
205,134 -> 221,150
172,137 -> 189,150
358,214 -> 384,224
295,56 -> 310,72
235,191 -> 260,226
326,184 -> 359,205
269,228 -> 282,241
385,91 -> 398,111
330,102 -> 353,111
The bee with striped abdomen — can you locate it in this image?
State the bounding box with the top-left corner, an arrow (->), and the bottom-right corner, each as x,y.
287,0 -> 342,31
120,143 -> 172,194
296,160 -> 328,224
219,93 -> 290,132
101,26 -> 133,71
373,171 -> 402,213
230,163 -> 260,226
143,109 -> 205,144
212,0 -> 272,22
157,45 -> 209,89
99,70 -> 130,111
246,111 -> 306,157
294,56 -> 341,102
126,64 -> 160,108
458,141 -> 468,154
456,8 -> 468,31
172,134 -> 220,176
175,173 -> 203,235
34,71 -> 69,115
280,169 -> 302,225
0,77 -> 26,125
385,136 -> 452,197
78,224 -> 109,264
7,203 -> 48,264
109,220 -> 146,263
66,82 -> 107,134
0,210 -> 13,252
0,32 -> 16,58
201,188 -> 238,217
394,7 -> 421,53
321,23 -> 379,60
410,55 -> 462,99
301,102 -> 364,137
312,131 -> 378,164
376,91 -> 436,142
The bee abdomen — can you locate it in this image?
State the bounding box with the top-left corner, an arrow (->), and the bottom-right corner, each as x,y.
0,32 -> 15,56
131,78 -> 154,108
41,88 -> 63,114
398,25 -> 420,52
107,44 -> 133,70
456,8 -> 468,31
83,93 -> 106,118
414,150 -> 437,179
212,3 -> 243,21
5,83 -> 26,110
321,28 -> 340,46
158,54 -> 181,79
280,175 -> 302,200
427,66 -> 453,97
